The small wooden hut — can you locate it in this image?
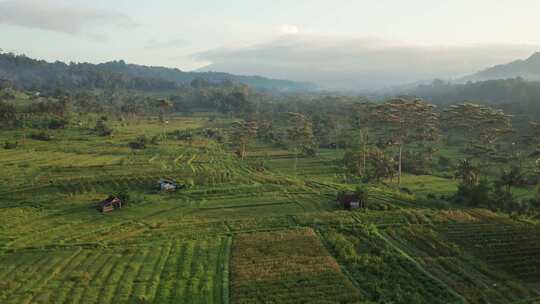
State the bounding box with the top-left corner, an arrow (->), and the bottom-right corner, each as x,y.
98,195 -> 123,213
337,193 -> 361,210
158,178 -> 178,191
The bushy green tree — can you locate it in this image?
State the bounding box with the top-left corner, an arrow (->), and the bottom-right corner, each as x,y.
443,103 -> 513,155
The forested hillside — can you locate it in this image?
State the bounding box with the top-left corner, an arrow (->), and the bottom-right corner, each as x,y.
397,78 -> 540,120
0,52 -> 316,93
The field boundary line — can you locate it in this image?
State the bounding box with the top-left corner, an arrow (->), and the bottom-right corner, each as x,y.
221,236 -> 232,304
314,229 -> 366,300
374,229 -> 468,304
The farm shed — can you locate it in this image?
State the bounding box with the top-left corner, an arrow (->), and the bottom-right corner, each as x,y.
98,195 -> 123,213
158,178 -> 178,191
337,193 -> 361,210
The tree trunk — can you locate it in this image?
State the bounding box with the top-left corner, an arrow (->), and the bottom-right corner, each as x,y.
362,141 -> 367,176
398,144 -> 403,185
361,128 -> 369,177
294,150 -> 298,172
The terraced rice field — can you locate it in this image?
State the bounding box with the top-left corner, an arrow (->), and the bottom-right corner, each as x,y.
438,221 -> 540,283
1,117 -> 540,303
320,227 -> 462,304
385,225 -> 535,303
230,228 -> 362,304
0,238 -> 230,304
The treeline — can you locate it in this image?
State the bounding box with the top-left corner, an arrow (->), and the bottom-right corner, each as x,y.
400,78 -> 540,120
0,52 -> 315,93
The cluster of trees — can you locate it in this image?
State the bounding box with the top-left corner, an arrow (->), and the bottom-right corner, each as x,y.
402,78 -> 540,121
452,159 -> 540,215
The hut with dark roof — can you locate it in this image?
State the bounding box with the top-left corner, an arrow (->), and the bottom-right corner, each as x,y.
97,195 -> 123,213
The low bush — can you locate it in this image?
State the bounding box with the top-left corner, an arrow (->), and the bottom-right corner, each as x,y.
3,140 -> 18,149
128,135 -> 148,149
30,132 -> 52,141
47,117 -> 68,129
95,119 -> 112,136
452,179 -> 491,207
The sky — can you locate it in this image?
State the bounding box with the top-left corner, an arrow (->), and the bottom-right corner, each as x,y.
1,0 -> 540,88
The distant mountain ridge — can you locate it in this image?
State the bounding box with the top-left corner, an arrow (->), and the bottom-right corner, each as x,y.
462,52 -> 540,82
0,52 -> 317,92
95,60 -> 317,91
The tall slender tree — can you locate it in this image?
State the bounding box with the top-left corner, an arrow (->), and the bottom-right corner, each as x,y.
374,98 -> 439,185
231,121 -> 258,160
352,101 -> 377,177
287,112 -> 316,172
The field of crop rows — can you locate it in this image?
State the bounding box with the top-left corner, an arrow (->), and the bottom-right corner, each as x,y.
230,228 -> 362,304
385,225 -> 535,303
2,117 -> 540,303
0,238 -> 230,304
438,221 -> 540,283
320,227 -> 461,303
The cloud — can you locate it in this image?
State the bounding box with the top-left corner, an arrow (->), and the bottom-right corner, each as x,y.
144,38 -> 189,50
195,35 -> 540,90
0,0 -> 136,35
278,24 -> 301,35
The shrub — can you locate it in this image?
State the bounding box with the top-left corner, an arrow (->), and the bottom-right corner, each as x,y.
128,135 -> 148,149
30,132 -> 52,141
438,156 -> 453,169
47,117 -> 68,129
95,119 -> 112,136
426,193 -> 437,200
400,187 -> 413,195
168,129 -> 194,141
453,179 -> 491,207
151,134 -> 166,144
302,145 -> 317,157
3,140 -> 18,149
498,166 -> 526,188
202,128 -> 224,141
115,190 -> 131,204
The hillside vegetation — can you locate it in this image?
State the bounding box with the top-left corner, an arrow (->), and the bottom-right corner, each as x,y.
0,52 -> 316,93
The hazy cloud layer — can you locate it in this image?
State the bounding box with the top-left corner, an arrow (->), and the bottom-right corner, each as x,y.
0,0 -> 135,35
196,35 -> 540,90
144,38 -> 189,50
